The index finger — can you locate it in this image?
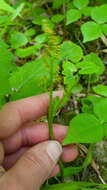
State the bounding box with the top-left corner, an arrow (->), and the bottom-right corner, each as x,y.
0,91 -> 63,140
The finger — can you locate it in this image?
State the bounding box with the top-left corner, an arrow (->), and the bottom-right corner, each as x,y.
0,91 -> 63,140
3,123 -> 68,154
62,145 -> 78,162
0,166 -> 5,178
0,143 -> 4,164
3,145 -> 78,170
1,141 -> 62,190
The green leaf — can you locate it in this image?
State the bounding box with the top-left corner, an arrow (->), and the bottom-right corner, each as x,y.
81,188 -> 104,190
62,60 -> 79,86
94,99 -> 107,124
11,3 -> 25,21
41,181 -> 107,190
9,58 -> 49,100
102,24 -> 107,36
0,0 -> 15,13
91,4 -> 107,24
71,84 -> 83,94
0,44 -> 16,73
63,113 -> 104,144
57,166 -> 83,177
0,41 -> 17,105
52,0 -> 63,9
51,14 -> 64,23
77,53 -> 104,75
103,123 -> 107,138
66,9 -> 82,25
93,84 -> 107,97
25,28 -> 36,38
78,62 -> 100,75
15,46 -> 38,58
81,21 -> 102,43
0,15 -> 9,25
73,0 -> 89,10
10,32 -> 28,49
81,96 -> 104,114
62,61 -> 77,74
60,41 -> 83,63
82,6 -> 94,17
34,33 -> 48,44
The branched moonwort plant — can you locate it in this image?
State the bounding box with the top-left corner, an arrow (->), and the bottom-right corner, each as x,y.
42,19 -> 65,182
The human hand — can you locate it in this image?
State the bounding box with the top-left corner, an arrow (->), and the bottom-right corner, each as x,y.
0,92 -> 78,190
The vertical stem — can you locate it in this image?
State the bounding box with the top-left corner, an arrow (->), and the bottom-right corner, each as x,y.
62,0 -> 67,38
59,159 -> 64,182
87,75 -> 91,94
48,58 -> 64,182
48,58 -> 54,140
63,0 -> 66,18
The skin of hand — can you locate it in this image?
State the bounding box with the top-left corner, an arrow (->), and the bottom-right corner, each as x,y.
0,91 -> 78,190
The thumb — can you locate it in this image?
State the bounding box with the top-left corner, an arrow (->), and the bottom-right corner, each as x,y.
1,141 -> 62,190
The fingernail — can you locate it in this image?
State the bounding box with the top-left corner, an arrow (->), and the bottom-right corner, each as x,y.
46,141 -> 62,162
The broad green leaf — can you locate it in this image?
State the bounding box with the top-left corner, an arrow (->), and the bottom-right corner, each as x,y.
82,7 -> 94,17
10,32 -> 28,49
64,74 -> 79,87
0,44 -> 16,73
34,33 -> 48,44
71,84 -> 83,94
0,0 -> 15,13
0,37 -> 9,48
91,4 -> 107,24
102,24 -> 107,36
9,58 -> 49,100
62,61 -> 77,74
103,123 -> 107,138
15,46 -> 38,58
32,8 -> 45,17
57,166 -> 83,177
94,99 -> 107,124
93,84 -> 107,97
85,188 -> 105,190
63,113 -> 104,144
60,41 -> 83,63
0,15 -> 9,25
81,96 -> 104,114
73,0 -> 89,10
77,53 -> 104,75
81,21 -> 102,43
11,3 -> 25,21
62,60 -> 79,86
0,41 -> 16,105
78,62 -> 100,75
52,0 -> 63,9
51,14 -> 64,23
67,2 -> 74,9
41,181 -> 107,190
66,9 -> 81,25
25,28 -> 36,38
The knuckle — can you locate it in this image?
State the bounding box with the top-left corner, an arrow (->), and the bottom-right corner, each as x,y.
23,150 -> 51,174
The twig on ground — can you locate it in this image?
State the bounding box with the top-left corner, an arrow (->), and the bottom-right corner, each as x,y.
78,144 -> 107,185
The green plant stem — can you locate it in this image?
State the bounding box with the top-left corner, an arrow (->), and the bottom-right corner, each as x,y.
48,59 -> 54,140
58,159 -> 64,182
48,58 -> 64,182
87,75 -> 91,94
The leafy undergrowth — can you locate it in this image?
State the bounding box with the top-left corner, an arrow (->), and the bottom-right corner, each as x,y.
0,0 -> 107,189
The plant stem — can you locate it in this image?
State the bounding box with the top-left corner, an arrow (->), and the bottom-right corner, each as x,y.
87,75 -> 91,94
58,159 -> 64,182
48,58 -> 64,182
48,58 -> 54,140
